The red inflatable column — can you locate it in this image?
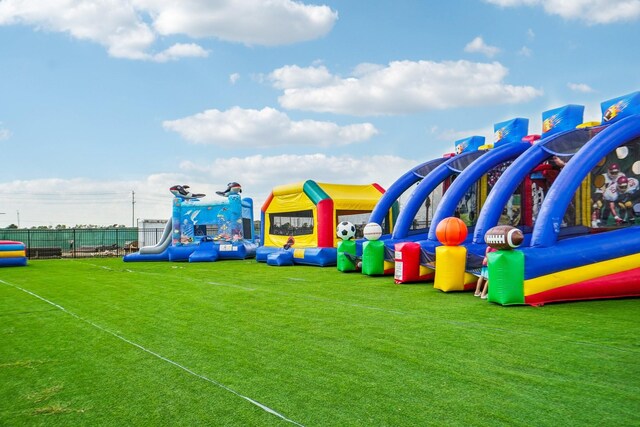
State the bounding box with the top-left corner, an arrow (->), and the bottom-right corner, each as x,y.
316,199 -> 335,248
394,242 -> 420,284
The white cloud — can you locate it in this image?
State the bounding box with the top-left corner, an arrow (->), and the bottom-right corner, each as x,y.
270,61 -> 543,116
146,0 -> 337,45
527,28 -> 535,39
518,46 -> 533,56
268,64 -> 336,89
0,177 -> 169,227
151,43 -> 209,62
229,73 -> 240,84
485,0 -> 640,24
162,107 -> 378,147
179,154 -> 418,213
0,154 -> 417,227
0,126 -> 10,141
0,0 -> 337,60
464,36 -> 501,58
567,82 -> 594,93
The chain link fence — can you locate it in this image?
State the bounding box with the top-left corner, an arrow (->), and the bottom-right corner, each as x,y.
0,228 -> 165,259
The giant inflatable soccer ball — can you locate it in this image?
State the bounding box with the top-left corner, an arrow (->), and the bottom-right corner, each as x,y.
336,221 -> 356,240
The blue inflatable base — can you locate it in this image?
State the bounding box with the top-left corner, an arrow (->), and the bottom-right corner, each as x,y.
123,241 -> 257,262
0,257 -> 27,267
257,246 -> 337,267
266,250 -> 294,266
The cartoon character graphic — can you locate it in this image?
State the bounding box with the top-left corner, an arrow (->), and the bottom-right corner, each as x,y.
602,175 -> 639,224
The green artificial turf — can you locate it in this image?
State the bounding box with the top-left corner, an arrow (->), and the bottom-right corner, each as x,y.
1,259 -> 639,426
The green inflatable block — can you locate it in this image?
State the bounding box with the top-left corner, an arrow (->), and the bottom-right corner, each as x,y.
487,250 -> 525,305
362,240 -> 384,276
337,240 -> 357,272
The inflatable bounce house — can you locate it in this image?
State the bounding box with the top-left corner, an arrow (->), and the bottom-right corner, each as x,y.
0,241 -> 27,267
124,183 -> 257,262
257,181 -> 389,266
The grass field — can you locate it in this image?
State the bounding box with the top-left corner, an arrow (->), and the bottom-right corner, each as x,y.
1,258 -> 639,426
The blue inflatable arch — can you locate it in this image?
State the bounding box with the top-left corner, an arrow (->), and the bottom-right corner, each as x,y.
472,125 -> 607,243
532,114 -> 640,247
369,157 -> 448,226
425,142 -> 532,241
391,150 -> 486,239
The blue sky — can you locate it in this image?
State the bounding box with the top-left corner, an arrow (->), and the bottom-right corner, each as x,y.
1,0 -> 639,227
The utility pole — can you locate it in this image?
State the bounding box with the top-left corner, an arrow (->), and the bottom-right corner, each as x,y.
17,210 -> 20,228
131,190 -> 136,227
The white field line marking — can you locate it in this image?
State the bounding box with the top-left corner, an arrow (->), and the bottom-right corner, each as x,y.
0,279 -> 304,427
208,282 -> 256,291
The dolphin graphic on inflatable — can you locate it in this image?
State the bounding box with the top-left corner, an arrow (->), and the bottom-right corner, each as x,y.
216,182 -> 242,197
170,185 -> 206,200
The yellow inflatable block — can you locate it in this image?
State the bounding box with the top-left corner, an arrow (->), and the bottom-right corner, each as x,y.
434,246 -> 467,292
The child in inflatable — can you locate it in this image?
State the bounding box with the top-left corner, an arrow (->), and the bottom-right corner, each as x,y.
474,245 -> 497,299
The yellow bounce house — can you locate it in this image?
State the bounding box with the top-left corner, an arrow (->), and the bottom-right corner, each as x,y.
257,180 -> 390,266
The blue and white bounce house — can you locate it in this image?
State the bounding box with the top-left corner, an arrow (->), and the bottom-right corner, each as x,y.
124,184 -> 257,262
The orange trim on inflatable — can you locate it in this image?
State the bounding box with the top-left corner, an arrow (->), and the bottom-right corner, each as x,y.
261,192 -> 274,212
